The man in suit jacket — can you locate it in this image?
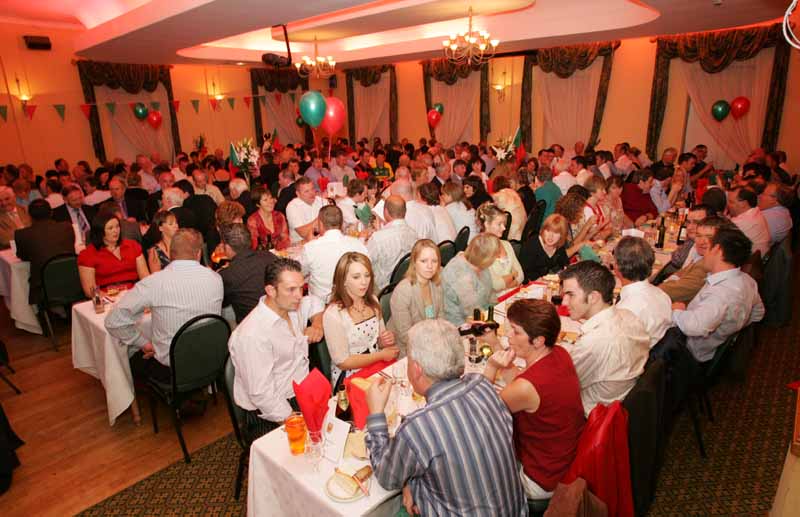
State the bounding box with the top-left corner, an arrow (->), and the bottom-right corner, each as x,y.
274,170 -> 296,215
162,187 -> 198,231
14,199 -> 75,304
97,201 -> 143,244
52,185 -> 97,240
175,179 -> 215,237
109,176 -> 146,222
0,186 -> 32,249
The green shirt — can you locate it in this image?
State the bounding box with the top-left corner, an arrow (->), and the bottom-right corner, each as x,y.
535,181 -> 562,219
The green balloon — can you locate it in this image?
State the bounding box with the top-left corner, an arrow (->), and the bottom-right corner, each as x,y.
299,91 -> 326,128
296,116 -> 305,127
711,100 -> 730,122
133,102 -> 148,120
433,102 -> 444,115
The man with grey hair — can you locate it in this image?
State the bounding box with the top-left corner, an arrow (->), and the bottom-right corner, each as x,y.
162,186 -> 198,231
0,185 -> 32,249
229,178 -> 256,217
365,319 -> 526,517
218,223 -> 276,322
367,196 -> 418,291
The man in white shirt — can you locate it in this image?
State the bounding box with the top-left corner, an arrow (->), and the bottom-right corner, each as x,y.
286,177 -> 326,243
135,154 -> 160,194
337,178 -> 367,228
670,226 -> 764,363
301,205 -> 369,303
552,166 -> 577,196
559,261 -> 650,416
596,151 -> 613,180
727,186 -> 770,256
757,183 -> 793,246
392,180 -> 436,240
81,177 -> 111,207
228,258 -> 324,440
550,144 -> 570,173
613,236 -> 673,348
614,143 -> 635,177
170,154 -> 189,182
330,150 -> 355,183
367,196 -> 420,291
573,156 -> 592,187
191,168 -> 224,205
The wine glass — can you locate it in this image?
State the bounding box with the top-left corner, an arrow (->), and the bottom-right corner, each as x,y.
305,431 -> 325,472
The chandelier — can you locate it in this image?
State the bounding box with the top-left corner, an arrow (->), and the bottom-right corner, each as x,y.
294,37 -> 336,79
442,7 -> 499,66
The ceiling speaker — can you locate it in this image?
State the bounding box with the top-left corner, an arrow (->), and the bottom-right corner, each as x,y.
23,35 -> 52,51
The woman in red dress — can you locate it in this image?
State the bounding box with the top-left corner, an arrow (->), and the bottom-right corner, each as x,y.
78,211 -> 149,298
246,186 -> 290,251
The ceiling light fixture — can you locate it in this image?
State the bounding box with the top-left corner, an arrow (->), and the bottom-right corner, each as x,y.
294,36 -> 336,79
442,7 -> 498,66
211,81 -> 225,101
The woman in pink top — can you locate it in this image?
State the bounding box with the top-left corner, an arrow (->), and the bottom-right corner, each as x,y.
483,299 -> 586,499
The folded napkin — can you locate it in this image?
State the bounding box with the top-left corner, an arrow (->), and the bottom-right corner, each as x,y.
578,245 -> 601,263
344,360 -> 397,429
318,176 -> 330,192
292,368 -> 332,434
497,280 -> 539,304
355,170 -> 370,181
621,228 -> 645,238
355,204 -> 373,227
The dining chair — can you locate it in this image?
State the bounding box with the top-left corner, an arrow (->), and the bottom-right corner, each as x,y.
147,314 -> 231,463
378,283 -> 397,324
221,357 -> 248,500
437,240 -> 456,267
454,226 -> 470,253
389,251 -> 412,285
0,341 -> 21,395
501,211 -> 512,241
308,338 -> 332,388
40,253 -> 84,351
522,200 -> 547,243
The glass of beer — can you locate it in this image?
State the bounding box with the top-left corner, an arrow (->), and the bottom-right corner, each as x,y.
285,412 -> 307,456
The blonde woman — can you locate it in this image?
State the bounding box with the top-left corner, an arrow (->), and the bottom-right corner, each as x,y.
323,252 -> 398,385
387,240 -> 444,355
441,233 -> 499,325
476,203 -> 524,293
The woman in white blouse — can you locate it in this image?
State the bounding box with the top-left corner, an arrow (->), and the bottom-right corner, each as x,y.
441,182 -> 479,242
418,182 -> 456,243
476,203 -> 524,294
323,252 -> 398,386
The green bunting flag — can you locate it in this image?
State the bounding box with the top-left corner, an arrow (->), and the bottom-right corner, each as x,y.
289,92 -> 296,104
190,99 -> 200,113
150,101 -> 160,111
226,97 -> 235,110
0,105 -> 6,122
53,104 -> 66,121
105,102 -> 116,115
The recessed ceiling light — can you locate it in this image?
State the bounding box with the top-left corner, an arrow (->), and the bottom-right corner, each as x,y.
235,62 -> 245,65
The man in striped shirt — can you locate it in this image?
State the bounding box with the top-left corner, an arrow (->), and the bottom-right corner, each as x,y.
365,319 -> 527,516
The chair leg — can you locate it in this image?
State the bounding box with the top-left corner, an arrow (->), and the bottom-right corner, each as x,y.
687,395 -> 707,458
702,390 -> 714,423
149,392 -> 159,434
42,310 -> 58,351
234,449 -> 247,500
0,370 -> 21,395
171,407 -> 191,464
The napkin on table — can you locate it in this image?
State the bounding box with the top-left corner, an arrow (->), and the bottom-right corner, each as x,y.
292,368 -> 332,434
344,360 -> 397,429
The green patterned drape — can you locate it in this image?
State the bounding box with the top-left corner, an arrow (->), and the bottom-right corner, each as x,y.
645,23 -> 785,159
519,41 -> 619,151
344,65 -> 397,144
250,68 -> 309,148
76,61 -> 181,163
762,38 -> 791,152
421,59 -> 490,143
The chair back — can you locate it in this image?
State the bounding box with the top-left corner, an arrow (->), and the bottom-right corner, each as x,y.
501,211 -> 512,241
379,283 -> 396,324
438,240 -> 456,267
704,328 -> 742,383
509,240 -> 523,262
522,200 -> 547,242
726,324 -> 754,383
223,357 -> 246,448
761,237 -> 793,327
454,226 -> 470,252
389,251 -> 412,285
41,253 -> 85,308
741,250 -> 763,283
169,314 -> 231,394
308,338 -> 332,384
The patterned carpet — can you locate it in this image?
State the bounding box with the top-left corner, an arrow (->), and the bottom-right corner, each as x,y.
82,317 -> 800,516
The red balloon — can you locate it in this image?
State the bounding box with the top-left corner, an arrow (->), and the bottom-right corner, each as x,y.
147,110 -> 163,129
730,96 -> 750,120
427,109 -> 442,128
319,96 -> 345,136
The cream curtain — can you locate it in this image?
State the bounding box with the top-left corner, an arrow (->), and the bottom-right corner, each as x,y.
536,60 -> 602,148
676,48 -> 773,166
353,73 -> 390,143
261,87 -> 305,145
95,84 -> 174,162
430,72 -> 480,147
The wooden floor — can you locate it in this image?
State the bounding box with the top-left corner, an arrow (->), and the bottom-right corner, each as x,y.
0,307 -> 233,516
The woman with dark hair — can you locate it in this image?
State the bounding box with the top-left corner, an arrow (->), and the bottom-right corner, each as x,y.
246,186 -> 290,250
146,209 -> 179,272
418,182 -> 456,242
77,211 -> 148,297
441,181 -> 479,241
555,192 -> 600,247
469,156 -> 489,183
463,175 -> 492,211
482,298 -> 585,499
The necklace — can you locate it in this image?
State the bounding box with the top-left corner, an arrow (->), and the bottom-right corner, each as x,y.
350,302 -> 372,319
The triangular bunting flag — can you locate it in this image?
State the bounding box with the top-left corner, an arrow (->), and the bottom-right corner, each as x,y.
23,104 -> 37,120
190,99 -> 200,113
105,102 -> 116,115
80,104 -> 93,120
150,101 -> 160,111
328,88 -> 334,97
289,92 -> 296,104
259,96 -> 266,106
129,102 -> 138,112
172,100 -> 180,112
275,92 -> 282,104
0,105 -> 6,122
209,98 -> 218,111
226,97 -> 235,110
243,96 -> 251,108
53,104 -> 66,121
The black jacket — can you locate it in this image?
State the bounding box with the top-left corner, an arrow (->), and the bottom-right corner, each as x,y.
14,220 -> 76,304
52,204 -> 97,226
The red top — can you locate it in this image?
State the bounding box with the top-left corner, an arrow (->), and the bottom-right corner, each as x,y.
513,345 -> 586,491
621,183 -> 658,223
77,239 -> 142,288
247,210 -> 290,251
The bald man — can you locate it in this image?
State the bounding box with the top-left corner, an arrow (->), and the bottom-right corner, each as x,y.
367,195 -> 419,290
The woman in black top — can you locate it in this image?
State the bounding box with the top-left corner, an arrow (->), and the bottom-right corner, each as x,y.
463,175 -> 492,211
520,214 -> 571,282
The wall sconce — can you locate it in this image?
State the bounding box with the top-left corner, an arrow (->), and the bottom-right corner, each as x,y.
16,76 -> 32,106
211,80 -> 225,101
492,71 -> 508,102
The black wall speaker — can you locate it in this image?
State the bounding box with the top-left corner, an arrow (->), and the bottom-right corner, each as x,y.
23,35 -> 52,51
328,75 -> 338,89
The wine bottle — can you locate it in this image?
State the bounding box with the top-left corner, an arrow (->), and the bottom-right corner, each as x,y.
655,215 -> 666,249
335,387 -> 352,422
472,308 -> 482,321
676,215 -> 688,245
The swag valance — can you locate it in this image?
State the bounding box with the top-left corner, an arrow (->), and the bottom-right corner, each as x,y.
520,41 -> 620,150
421,59 -> 490,142
77,61 -> 181,163
345,65 -> 398,145
645,23 -> 789,158
250,68 -> 310,148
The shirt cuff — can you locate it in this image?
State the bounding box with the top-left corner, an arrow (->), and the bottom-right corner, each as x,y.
131,334 -> 149,349
366,413 -> 389,431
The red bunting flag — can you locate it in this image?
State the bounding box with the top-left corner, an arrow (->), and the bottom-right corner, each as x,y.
243,96 -> 251,108
172,100 -> 180,112
129,102 -> 137,111
79,104 -> 93,120
328,88 -> 334,97
275,93 -> 282,104
209,98 -> 219,111
23,104 -> 37,120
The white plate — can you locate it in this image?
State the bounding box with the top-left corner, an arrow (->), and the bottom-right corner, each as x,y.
324,475 -> 371,503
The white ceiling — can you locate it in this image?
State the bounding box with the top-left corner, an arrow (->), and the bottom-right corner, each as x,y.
2,0 -> 790,66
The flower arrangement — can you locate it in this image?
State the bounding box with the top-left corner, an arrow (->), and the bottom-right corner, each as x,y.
231,138 -> 261,185
193,134 -> 208,157
491,136 -> 516,163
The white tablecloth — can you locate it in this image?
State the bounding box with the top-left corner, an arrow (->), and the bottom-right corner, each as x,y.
0,249 -> 43,334
71,300 -> 152,426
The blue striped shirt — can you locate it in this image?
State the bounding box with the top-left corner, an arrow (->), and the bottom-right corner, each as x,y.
366,374 -> 527,516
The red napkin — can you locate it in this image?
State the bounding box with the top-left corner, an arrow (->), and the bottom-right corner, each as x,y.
557,304 -> 571,317
344,360 -> 397,429
292,368 -> 332,434
318,176 -> 330,192
787,380 -> 800,391
486,178 -> 494,194
355,170 -> 369,180
496,281 -> 543,304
